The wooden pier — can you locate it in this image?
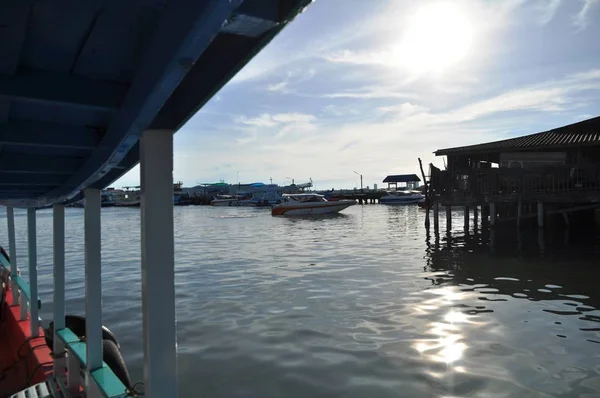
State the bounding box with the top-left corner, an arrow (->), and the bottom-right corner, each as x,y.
428,116 -> 600,230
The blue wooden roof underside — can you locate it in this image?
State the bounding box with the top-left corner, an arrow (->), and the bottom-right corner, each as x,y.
0,0 -> 312,208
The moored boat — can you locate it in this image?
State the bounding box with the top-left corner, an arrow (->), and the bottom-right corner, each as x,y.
380,190 -> 426,205
272,194 -> 356,216
243,191 -> 285,207
210,193 -> 252,206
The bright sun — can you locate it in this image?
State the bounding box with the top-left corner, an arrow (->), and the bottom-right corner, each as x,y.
393,2 -> 473,73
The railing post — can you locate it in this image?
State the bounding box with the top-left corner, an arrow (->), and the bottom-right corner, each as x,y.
6,206 -> 18,303
140,129 -> 178,398
84,188 -> 103,395
67,349 -> 81,395
27,208 -> 39,337
53,204 -> 66,377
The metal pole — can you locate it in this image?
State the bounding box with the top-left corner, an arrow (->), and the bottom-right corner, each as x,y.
140,129 -> 178,398
6,207 -> 18,303
27,208 -> 39,337
84,188 -> 103,375
53,204 -> 66,377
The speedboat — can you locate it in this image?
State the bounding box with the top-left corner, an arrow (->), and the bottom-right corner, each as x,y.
210,195 -> 236,206
379,190 -> 425,205
272,194 -> 355,215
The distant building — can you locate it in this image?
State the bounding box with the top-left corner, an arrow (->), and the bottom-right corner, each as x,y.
383,174 -> 421,190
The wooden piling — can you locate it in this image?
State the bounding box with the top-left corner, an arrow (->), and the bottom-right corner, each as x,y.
433,202 -> 439,232
464,206 -> 469,230
490,203 -> 496,227
537,202 -> 544,228
517,197 -> 522,227
481,205 -> 489,224
446,205 -> 452,231
418,157 -> 430,228
473,205 -> 478,226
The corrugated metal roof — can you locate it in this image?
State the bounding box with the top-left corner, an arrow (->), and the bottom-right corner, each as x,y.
383,174 -> 421,183
435,116 -> 600,156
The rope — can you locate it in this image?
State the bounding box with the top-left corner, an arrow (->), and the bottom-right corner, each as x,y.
126,381 -> 145,397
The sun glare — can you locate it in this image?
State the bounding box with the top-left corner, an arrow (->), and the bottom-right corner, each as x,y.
394,2 -> 473,73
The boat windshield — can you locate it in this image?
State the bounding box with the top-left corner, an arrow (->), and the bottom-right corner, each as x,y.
285,194 -> 326,203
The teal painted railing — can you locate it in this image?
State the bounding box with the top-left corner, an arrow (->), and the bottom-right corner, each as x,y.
0,250 -> 130,397
0,253 -> 41,321
56,328 -> 130,398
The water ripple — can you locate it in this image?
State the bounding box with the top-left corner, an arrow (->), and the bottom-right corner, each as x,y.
1,205 -> 599,397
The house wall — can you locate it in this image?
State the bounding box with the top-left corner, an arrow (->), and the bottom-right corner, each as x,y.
499,152 -> 566,168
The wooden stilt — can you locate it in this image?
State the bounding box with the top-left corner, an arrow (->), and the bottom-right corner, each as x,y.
446,205 -> 452,231
537,202 -> 544,228
473,205 -> 478,226
517,197 -> 522,227
464,206 -> 469,230
481,205 -> 489,225
490,203 -> 496,227
433,202 -> 439,232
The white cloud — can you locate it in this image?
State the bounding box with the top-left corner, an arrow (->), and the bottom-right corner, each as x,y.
113,1 -> 600,189
271,113 -> 315,124
235,113 -> 278,127
377,103 -> 428,117
323,87 -> 419,100
266,81 -> 289,93
234,113 -> 316,143
537,0 -> 562,24
573,0 -> 599,30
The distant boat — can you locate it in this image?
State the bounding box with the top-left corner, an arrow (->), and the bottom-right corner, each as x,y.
272,194 -> 355,216
114,187 -> 141,207
242,191 -> 285,207
210,193 -> 252,206
379,190 -> 425,205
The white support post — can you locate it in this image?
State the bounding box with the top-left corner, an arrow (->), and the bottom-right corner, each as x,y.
27,208 -> 39,337
140,129 -> 178,398
53,204 -> 66,377
84,188 -> 103,379
6,206 -> 18,303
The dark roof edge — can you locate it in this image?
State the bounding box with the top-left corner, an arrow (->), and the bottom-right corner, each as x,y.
434,115 -> 600,156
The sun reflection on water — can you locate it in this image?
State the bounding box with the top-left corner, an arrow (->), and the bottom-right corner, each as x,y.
412,287 -> 478,366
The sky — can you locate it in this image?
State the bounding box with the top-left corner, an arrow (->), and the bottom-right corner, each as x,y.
116,0 -> 600,190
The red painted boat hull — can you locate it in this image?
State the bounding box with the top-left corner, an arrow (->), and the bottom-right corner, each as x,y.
0,284 -> 53,396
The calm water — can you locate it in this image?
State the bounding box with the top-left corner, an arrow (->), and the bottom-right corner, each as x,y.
2,205 -> 600,397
